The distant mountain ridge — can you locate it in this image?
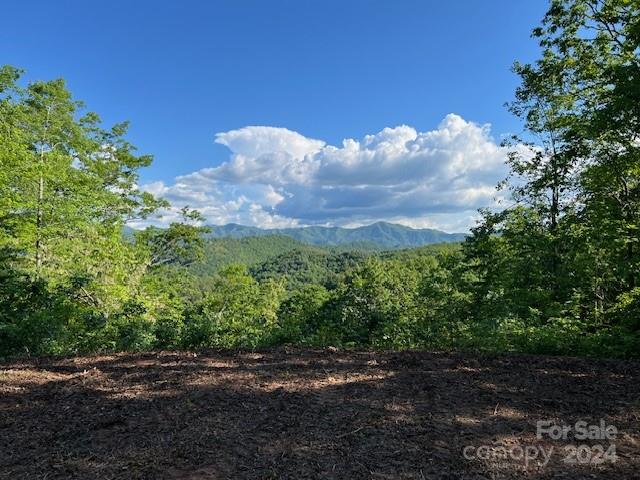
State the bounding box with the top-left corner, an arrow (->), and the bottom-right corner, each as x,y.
205,222 -> 466,249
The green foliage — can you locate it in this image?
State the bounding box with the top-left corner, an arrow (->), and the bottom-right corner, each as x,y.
206,221 -> 465,248
272,284 -> 331,344
190,235 -> 306,276
137,214 -> 210,269
0,66 -> 183,356
2,0 -> 640,362
182,265 -> 285,349
250,247 -> 369,290
453,0 -> 640,358
329,258 -> 421,347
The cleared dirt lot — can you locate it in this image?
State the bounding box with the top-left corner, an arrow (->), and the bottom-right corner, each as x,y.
1,349 -> 638,479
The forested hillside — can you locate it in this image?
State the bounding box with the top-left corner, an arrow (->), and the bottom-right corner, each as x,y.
1,0 -> 639,359
187,237 -> 457,290
205,222 -> 466,248
249,247 -> 370,290
189,235 -> 307,277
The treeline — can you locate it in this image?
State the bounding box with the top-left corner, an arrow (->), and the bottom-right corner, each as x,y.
1,0 -> 639,358
189,235 -> 379,284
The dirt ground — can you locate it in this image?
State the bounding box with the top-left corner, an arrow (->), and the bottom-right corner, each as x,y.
0,349 -> 638,479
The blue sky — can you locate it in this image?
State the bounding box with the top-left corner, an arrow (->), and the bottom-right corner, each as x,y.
2,1 -> 548,231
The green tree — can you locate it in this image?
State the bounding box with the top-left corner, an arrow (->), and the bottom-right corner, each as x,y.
463,0 -> 640,356
326,258 -> 421,347
137,208 -> 209,270
527,0 -> 640,314
274,284 -> 331,344
183,264 -> 285,349
0,66 -> 164,354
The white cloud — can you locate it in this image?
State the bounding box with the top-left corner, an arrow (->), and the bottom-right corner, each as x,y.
211,126 -> 324,184
138,114 -> 510,232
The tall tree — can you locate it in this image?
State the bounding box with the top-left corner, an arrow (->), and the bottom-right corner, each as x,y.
0,66 -> 163,317
467,0 -> 640,326
532,0 -> 640,307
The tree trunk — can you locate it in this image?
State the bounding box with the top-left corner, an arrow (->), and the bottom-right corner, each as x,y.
34,106 -> 51,277
35,147 -> 45,276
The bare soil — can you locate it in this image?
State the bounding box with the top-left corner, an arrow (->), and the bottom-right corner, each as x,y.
1,349 -> 638,479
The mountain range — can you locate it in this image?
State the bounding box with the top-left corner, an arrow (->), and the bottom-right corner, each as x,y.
205,222 -> 466,249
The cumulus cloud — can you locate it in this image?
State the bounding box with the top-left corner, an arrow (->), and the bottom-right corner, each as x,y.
139,114 -> 510,232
